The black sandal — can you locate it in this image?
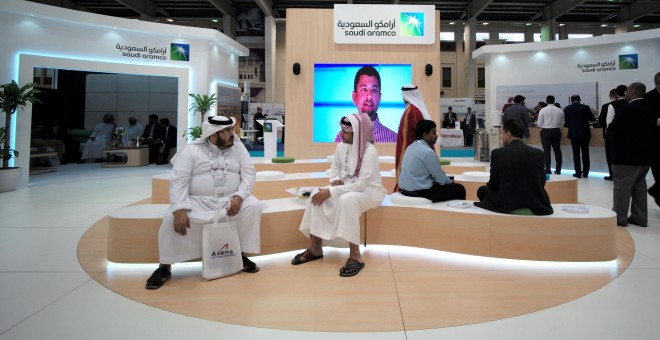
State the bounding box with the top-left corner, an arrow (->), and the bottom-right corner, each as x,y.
339,260 -> 365,277
291,249 -> 324,265
145,267 -> 171,290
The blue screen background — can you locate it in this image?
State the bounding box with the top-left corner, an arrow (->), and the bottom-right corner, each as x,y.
313,63 -> 412,143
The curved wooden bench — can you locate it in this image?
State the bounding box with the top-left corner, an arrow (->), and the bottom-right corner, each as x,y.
153,171 -> 576,204
107,198 -> 365,263
454,173 -> 578,203
367,197 -> 616,262
108,194 -> 615,263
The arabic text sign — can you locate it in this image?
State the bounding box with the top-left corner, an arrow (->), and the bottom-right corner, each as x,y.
334,4 -> 435,45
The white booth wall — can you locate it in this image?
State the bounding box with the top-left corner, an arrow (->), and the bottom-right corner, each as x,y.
474,29 -> 660,173
0,0 -> 248,187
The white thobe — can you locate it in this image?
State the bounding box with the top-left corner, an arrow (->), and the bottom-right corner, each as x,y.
81,123 -> 114,159
122,123 -> 144,146
158,140 -> 261,264
299,143 -> 386,246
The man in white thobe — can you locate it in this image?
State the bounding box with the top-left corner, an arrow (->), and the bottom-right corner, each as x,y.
291,113 -> 386,277
80,113 -> 115,162
146,116 -> 261,289
122,116 -> 144,147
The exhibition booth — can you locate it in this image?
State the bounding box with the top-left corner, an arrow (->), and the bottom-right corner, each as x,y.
474,28 -> 660,172
0,0 -> 248,187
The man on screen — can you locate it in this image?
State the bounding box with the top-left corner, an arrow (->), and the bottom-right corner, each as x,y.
334,65 -> 397,142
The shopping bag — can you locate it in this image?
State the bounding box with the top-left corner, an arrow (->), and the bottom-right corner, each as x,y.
202,201 -> 243,280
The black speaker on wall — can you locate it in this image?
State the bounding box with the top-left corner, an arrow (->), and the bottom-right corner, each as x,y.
425,64 -> 433,76
293,63 -> 301,75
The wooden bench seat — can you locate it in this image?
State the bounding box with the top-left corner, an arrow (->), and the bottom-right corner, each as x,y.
107,195 -> 615,264
252,158 -> 487,174
152,171 -> 577,204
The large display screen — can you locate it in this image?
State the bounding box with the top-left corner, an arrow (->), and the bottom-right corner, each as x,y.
313,63 -> 412,143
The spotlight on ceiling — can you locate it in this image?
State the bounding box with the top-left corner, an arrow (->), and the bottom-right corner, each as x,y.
166,18 -> 174,22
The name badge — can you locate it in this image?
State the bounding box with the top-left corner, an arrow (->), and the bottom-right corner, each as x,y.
215,186 -> 227,198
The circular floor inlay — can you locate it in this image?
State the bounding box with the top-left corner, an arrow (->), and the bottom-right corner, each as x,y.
79,217 -> 633,332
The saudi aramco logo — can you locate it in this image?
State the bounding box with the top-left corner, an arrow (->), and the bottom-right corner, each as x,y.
400,12 -> 424,37
619,54 -> 638,70
211,243 -> 236,258
170,43 -> 190,61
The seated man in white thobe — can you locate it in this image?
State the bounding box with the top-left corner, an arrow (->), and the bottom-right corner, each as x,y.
122,116 -> 144,147
291,113 -> 386,277
79,113 -> 115,163
146,116 -> 262,289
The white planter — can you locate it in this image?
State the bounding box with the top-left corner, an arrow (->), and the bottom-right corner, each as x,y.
0,167 -> 22,192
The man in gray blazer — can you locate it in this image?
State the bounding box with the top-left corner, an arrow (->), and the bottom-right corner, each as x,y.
502,95 -> 531,138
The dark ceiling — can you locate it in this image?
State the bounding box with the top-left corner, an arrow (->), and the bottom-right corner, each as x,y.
26,0 -> 660,30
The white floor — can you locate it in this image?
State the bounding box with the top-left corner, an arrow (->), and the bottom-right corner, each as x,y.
1,160 -> 660,339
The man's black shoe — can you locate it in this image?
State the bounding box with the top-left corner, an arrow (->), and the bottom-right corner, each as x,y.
242,256 -> 260,273
604,176 -> 612,181
627,218 -> 647,228
145,267 -> 171,290
572,174 -> 581,178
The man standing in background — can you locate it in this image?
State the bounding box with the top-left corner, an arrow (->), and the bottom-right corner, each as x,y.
463,107 -> 477,147
502,95 -> 531,138
564,94 -> 595,178
644,72 -> 660,206
537,95 -> 564,175
394,84 -> 432,191
607,82 -> 655,227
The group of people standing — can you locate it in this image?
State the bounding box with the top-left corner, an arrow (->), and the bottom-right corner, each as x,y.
79,113 -> 177,165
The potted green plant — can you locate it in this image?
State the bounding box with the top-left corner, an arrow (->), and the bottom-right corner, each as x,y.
182,126 -> 202,141
189,93 -> 217,124
0,81 -> 40,192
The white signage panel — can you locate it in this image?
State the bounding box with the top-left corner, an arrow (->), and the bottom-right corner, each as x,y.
334,4 -> 435,45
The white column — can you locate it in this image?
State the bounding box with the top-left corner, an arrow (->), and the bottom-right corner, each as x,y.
264,16 -> 276,102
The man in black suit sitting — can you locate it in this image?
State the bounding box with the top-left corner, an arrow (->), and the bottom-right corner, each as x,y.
157,118 -> 177,165
474,119 -> 553,215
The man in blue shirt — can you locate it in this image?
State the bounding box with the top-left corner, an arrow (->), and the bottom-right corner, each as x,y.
398,120 -> 466,202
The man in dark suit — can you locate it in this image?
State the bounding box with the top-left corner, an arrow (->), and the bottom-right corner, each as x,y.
157,118 -> 177,165
599,89 -> 617,180
142,114 -> 165,164
607,82 -> 656,227
463,107 -> 477,146
442,106 -> 457,128
644,72 -> 660,205
474,119 -> 553,215
599,85 -> 628,181
564,94 -> 596,178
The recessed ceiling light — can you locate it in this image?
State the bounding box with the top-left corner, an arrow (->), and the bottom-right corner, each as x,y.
559,23 -> 565,26
525,22 -> 532,26
449,22 -> 455,25
633,24 -> 641,28
600,24 -> 608,27
211,19 -> 219,23
482,22 -> 489,25
166,18 -> 174,22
